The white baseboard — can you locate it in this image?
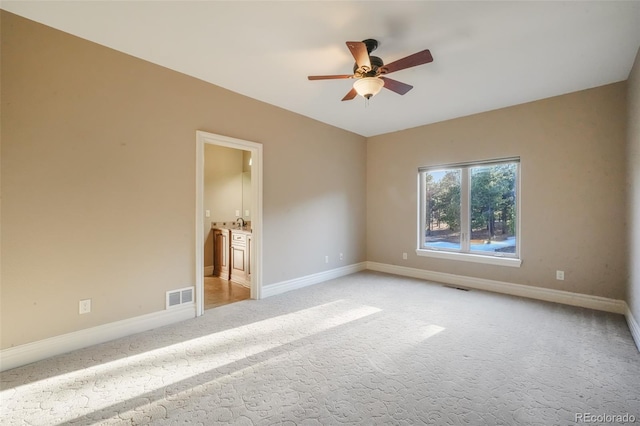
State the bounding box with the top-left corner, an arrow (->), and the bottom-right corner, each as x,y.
262,262 -> 367,298
0,304 -> 195,372
203,265 -> 214,276
366,262 -> 627,315
625,303 -> 640,352
1,262 -> 365,372
4,262 -> 633,372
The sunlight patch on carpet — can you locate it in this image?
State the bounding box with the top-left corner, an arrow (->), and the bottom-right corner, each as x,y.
0,300 -> 381,424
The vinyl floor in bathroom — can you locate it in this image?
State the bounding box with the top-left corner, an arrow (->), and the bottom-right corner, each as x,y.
204,276 -> 250,309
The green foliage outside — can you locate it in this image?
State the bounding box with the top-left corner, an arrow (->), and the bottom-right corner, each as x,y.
425,170 -> 461,233
425,163 -> 516,241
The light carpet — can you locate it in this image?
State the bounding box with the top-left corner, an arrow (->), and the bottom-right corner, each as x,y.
1,271 -> 639,425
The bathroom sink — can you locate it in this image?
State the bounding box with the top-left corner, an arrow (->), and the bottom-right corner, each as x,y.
231,226 -> 252,233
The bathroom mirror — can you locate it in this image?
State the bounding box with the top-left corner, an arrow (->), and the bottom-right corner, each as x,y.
242,151 -> 252,221
203,145 -> 252,225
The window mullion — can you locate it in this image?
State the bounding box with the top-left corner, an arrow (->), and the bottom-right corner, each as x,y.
460,167 -> 470,252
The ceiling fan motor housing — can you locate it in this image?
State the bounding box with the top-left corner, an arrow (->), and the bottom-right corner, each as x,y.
362,38 -> 378,53
354,39 -> 382,76
354,56 -> 384,76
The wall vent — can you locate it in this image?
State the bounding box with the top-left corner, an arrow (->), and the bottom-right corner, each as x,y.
166,286 -> 195,309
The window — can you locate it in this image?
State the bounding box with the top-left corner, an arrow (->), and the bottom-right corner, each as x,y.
417,158 -> 521,267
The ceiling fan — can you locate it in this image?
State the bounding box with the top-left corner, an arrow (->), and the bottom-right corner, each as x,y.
308,39 -> 433,101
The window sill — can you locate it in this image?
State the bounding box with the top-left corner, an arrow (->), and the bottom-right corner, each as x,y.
415,249 -> 522,268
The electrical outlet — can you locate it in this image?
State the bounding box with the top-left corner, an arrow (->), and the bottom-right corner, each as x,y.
235,210 -> 240,217
205,210 -> 210,218
556,270 -> 565,280
403,252 -> 408,260
325,255 -> 329,264
339,253 -> 344,261
79,299 -> 91,314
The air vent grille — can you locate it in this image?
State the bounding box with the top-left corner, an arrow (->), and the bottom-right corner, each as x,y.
181,288 -> 193,303
166,286 -> 195,309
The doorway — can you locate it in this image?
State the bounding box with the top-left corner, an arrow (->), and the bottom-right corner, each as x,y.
195,131 -> 263,317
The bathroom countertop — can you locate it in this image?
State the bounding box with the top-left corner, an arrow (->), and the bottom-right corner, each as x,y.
211,223 -> 252,234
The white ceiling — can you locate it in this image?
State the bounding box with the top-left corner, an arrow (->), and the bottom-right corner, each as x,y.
3,1 -> 640,137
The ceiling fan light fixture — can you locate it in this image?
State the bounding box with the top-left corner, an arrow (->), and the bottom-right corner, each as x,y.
353,77 -> 384,99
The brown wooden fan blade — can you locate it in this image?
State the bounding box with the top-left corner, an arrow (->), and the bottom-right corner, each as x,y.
341,87 -> 358,101
381,49 -> 433,75
308,74 -> 354,80
346,41 -> 371,70
380,77 -> 413,95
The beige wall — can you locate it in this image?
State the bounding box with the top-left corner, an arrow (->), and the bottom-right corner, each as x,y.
627,47 -> 640,323
367,82 -> 628,299
0,12 -> 367,349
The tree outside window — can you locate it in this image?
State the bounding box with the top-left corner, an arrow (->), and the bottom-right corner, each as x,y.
421,159 -> 519,258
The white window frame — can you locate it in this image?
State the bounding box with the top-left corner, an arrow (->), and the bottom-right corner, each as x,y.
416,158 -> 522,267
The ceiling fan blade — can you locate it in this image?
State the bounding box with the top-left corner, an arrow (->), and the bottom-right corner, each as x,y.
341,87 -> 358,101
380,77 -> 413,95
346,41 -> 371,71
308,74 -> 353,80
381,49 -> 433,74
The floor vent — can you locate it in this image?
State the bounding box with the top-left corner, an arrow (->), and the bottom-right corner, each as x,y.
166,286 -> 194,309
443,284 -> 470,292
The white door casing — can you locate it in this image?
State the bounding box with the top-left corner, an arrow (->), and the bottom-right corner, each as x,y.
196,131 -> 263,316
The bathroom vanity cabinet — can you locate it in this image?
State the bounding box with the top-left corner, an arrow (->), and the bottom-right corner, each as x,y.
213,226 -> 251,288
230,230 -> 251,287
212,228 -> 229,278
